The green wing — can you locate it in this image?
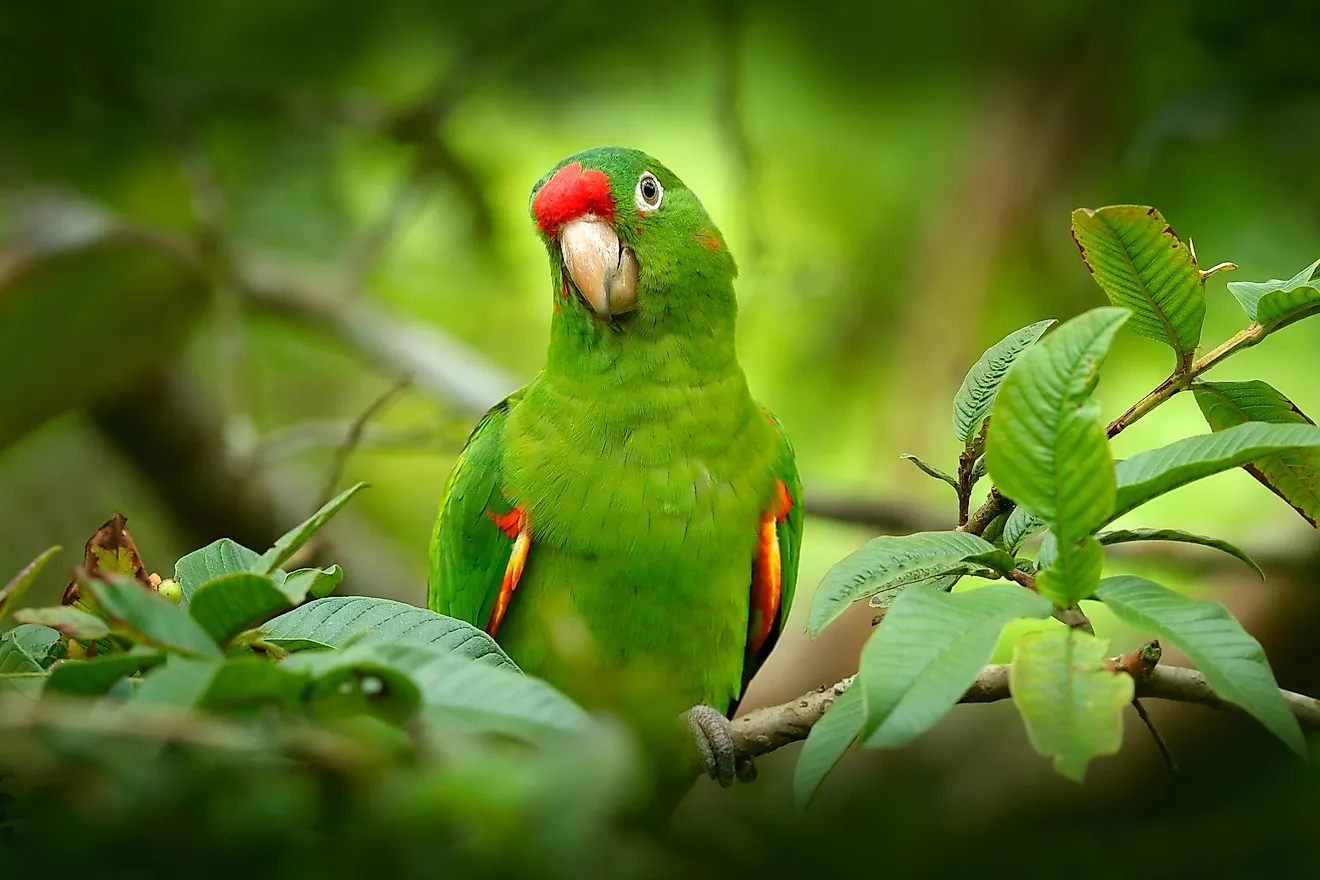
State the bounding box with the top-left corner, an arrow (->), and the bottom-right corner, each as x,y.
738,407 -> 805,702
427,389 -> 525,628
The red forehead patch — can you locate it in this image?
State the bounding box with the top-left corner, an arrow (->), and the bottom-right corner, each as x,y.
532,162 -> 615,236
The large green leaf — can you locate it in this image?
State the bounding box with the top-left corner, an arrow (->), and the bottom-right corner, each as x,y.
952,319 -> 1057,443
1227,257 -> 1320,331
86,576 -> 221,659
202,657 -> 307,714
1095,575 -> 1305,755
1071,206 -> 1204,369
0,545 -> 61,619
128,655 -> 302,715
262,597 -> 516,669
1097,528 -> 1263,578
255,482 -> 368,575
793,682 -> 864,810
174,539 -> 263,608
371,643 -> 592,738
13,606 -> 110,640
130,656 -> 221,710
860,583 -> 1052,748
1010,628 -> 1133,782
281,645 -> 420,725
986,307 -> 1126,541
808,531 -> 997,636
46,650 -> 165,697
0,624 -> 61,673
188,572 -> 294,645
1111,422 -> 1320,522
1194,380 -> 1320,528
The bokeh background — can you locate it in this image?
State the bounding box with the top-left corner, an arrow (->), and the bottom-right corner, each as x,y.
3,0 -> 1320,873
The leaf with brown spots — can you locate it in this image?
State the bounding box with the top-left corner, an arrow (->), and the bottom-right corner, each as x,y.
1193,380 -> 1320,528
63,514 -> 152,605
1071,206 -> 1205,372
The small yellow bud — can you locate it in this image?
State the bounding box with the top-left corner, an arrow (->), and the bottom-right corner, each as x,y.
157,579 -> 182,604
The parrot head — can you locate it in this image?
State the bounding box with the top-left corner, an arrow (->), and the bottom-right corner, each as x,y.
529,146 -> 736,323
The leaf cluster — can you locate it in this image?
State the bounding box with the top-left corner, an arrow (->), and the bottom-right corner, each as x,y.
797,205 -> 1320,804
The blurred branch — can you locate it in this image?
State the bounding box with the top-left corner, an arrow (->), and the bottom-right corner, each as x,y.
727,642 -> 1320,764
713,0 -> 764,262
243,277 -> 519,416
800,490 -> 945,533
173,123 -> 257,464
88,369 -> 285,553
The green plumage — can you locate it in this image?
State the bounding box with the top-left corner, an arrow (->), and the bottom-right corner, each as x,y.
428,147 -> 802,721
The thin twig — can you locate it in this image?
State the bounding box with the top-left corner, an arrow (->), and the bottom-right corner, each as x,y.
1105,325 -> 1265,438
1131,697 -> 1179,775
315,375 -> 412,513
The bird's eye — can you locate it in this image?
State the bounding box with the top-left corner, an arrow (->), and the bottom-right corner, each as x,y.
635,171 -> 663,212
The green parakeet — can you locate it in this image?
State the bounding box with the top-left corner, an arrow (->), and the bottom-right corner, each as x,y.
428,146 -> 802,782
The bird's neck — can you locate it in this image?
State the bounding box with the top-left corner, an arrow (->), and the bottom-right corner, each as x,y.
543,278 -> 741,392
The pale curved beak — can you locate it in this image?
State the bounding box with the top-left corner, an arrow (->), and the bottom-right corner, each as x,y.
559,215 -> 639,317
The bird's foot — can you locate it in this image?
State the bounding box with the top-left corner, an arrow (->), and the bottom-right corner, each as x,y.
684,704 -> 757,787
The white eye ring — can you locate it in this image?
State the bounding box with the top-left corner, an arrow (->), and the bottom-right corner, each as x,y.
635,172 -> 663,213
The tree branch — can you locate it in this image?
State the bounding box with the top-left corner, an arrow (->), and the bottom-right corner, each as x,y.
728,652 -> 1320,763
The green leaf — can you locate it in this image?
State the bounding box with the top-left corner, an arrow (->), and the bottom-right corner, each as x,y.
281,645 -> 420,725
1036,536 -> 1104,607
373,643 -> 592,738
1071,206 -> 1204,369
174,538 -> 262,608
279,565 -> 344,602
1095,575 -> 1305,755
1096,528 -> 1263,578
867,573 -> 963,612
0,624 -> 61,673
1000,506 -> 1046,552
188,572 -> 293,645
899,454 -> 958,490
262,597 -> 516,669
46,650 -> 165,697
0,673 -> 48,699
0,545 -> 61,619
793,682 -> 864,810
86,576 -> 221,659
13,606 -> 109,640
131,655 -> 221,709
986,307 -> 1127,541
953,319 -> 1057,442
1227,257 -> 1320,330
1010,628 -> 1133,782
960,549 -> 1019,577
1111,422 -> 1320,522
202,657 -> 307,714
809,531 -> 998,636
1194,380 -> 1320,528
255,482 -> 368,575
860,583 -> 1052,750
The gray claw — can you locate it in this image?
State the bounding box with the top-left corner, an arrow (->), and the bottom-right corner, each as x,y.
685,703 -> 749,788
